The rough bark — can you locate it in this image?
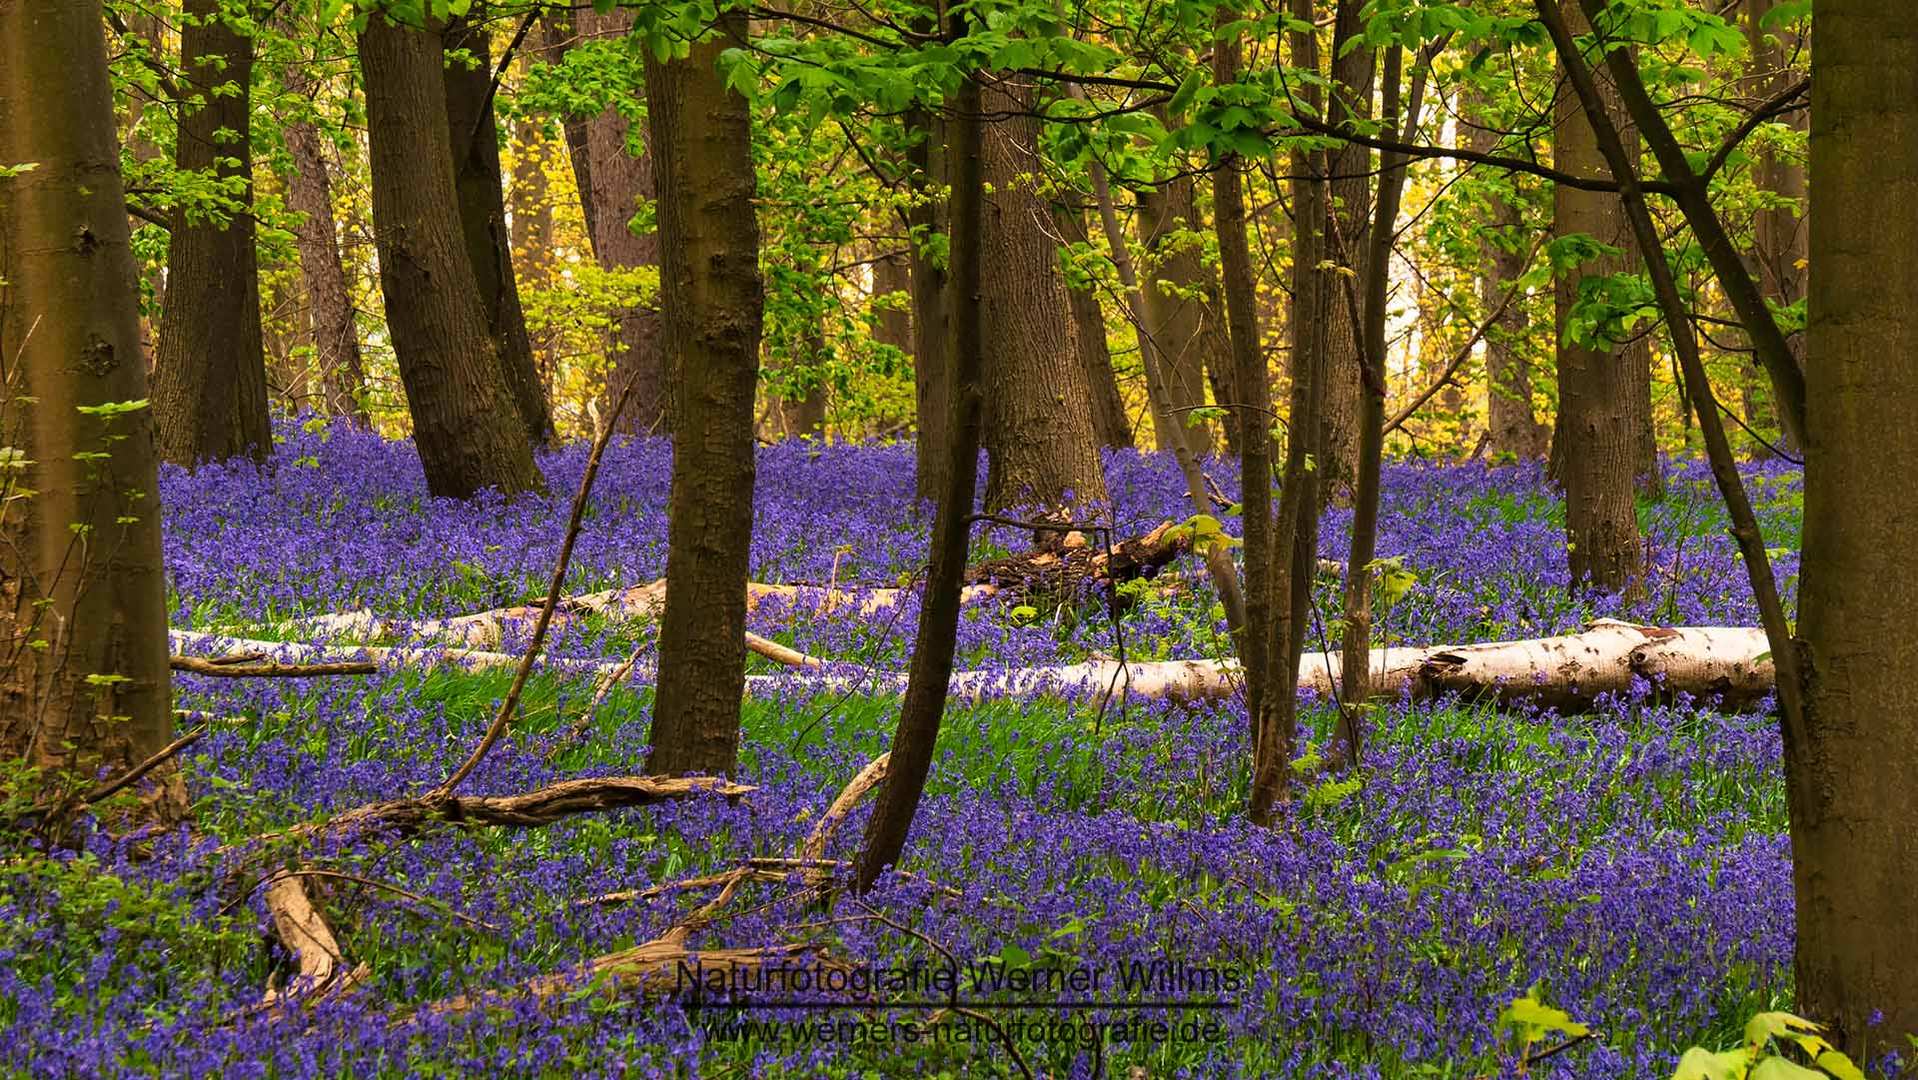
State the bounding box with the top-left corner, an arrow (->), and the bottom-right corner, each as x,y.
151,0 -> 271,465
1794,0 -> 1918,1044
856,65 -> 986,890
1550,5 -> 1641,594
0,0 -> 181,816
1463,92 -> 1549,460
358,13 -> 542,498
1136,178 -> 1220,455
1317,0 -> 1375,501
283,77 -> 369,423
977,73 -> 1107,513
642,12 -> 764,777
1053,205 -> 1132,448
443,11 -> 553,445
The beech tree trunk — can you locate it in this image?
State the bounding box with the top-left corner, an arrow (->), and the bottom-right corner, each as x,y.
1550,5 -> 1640,594
151,0 -> 271,465
1054,205 -> 1131,449
359,13 -> 542,498
443,12 -> 553,445
1316,0 -> 1375,501
1464,92 -> 1549,460
0,0 -> 181,816
1136,179 -> 1219,455
906,107 -> 952,501
978,74 -> 1107,512
560,8 -> 669,437
1794,0 -> 1918,1043
642,12 -> 764,777
283,76 -> 369,424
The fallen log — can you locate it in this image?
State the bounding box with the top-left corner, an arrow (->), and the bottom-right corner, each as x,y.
948,619 -> 1774,713
175,621 -> 1776,714
279,522 -> 1190,650
259,875 -> 368,1012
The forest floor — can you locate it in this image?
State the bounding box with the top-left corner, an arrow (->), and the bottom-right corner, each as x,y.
5,421 -> 1832,1078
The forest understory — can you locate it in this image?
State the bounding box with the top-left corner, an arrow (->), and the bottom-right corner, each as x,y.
2,426 -> 1821,1079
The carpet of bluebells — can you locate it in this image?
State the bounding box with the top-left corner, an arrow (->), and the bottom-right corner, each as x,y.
2,418 -> 1827,1078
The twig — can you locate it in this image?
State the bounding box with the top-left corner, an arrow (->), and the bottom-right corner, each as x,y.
431,377 -> 635,801
74,724 -> 207,809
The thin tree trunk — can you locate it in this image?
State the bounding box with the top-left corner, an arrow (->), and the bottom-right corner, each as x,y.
1792,0 -> 1918,1045
508,36 -> 557,400
1339,43 -> 1420,766
283,76 -> 369,424
1464,91 -> 1548,460
359,13 -> 543,498
1082,158 -> 1248,639
855,66 -> 986,891
978,73 -> 1107,513
0,0 -> 182,817
1251,0 -> 1330,824
1745,0 -> 1807,457
1213,10 -> 1274,752
1550,4 -> 1641,594
906,107 -> 952,501
642,11 -> 764,777
1136,179 -> 1217,455
1053,205 -> 1131,449
443,10 -> 553,445
773,323 -> 828,440
151,0 -> 271,465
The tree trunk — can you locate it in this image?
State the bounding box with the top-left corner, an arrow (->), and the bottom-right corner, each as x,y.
443,11 -> 553,445
978,74 -> 1107,513
873,251 -> 912,359
0,0 -> 181,817
906,107 -> 952,501
1550,5 -> 1641,594
1317,0 -> 1375,501
283,74 -> 369,424
1213,14 -> 1274,755
773,323 -> 828,440
359,13 -> 542,499
150,0 -> 271,465
508,37 -> 557,401
1136,179 -> 1218,455
1054,205 -> 1132,448
1745,0 -> 1807,457
1251,0 -> 1331,824
1464,92 -> 1549,461
1795,0 -> 1918,1044
557,8 -> 669,437
642,12 -> 764,777
856,65 -> 986,890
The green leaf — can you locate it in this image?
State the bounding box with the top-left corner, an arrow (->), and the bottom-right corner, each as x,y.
1749,1058 -> 1827,1080
1168,70 -> 1204,117
1814,1051 -> 1866,1080
1671,1046 -> 1748,1080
